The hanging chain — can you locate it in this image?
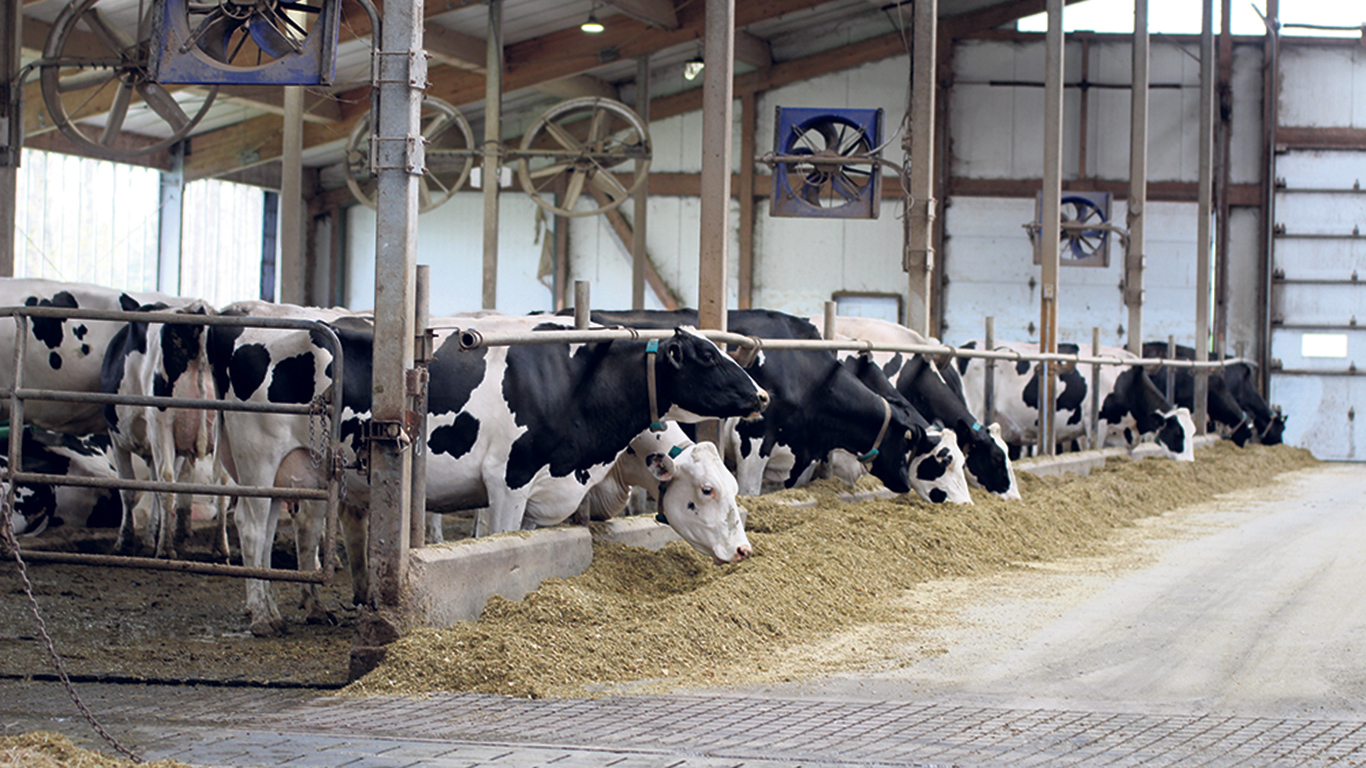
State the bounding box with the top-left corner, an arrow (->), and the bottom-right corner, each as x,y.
0,505 -> 143,763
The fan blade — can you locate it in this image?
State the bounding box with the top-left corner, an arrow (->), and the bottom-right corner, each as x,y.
814,121 -> 842,152
545,121 -> 585,153
800,179 -> 825,206
83,7 -> 137,55
528,161 -> 574,181
830,172 -> 865,202
249,16 -> 302,59
57,68 -> 117,93
100,80 -> 135,146
588,167 -> 629,201
194,13 -> 242,62
563,170 -> 588,212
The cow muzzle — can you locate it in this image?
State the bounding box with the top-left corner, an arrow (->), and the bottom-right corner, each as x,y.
715,543 -> 752,565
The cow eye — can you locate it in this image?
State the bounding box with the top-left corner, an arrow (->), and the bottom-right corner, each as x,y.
698,348 -> 716,365
701,485 -> 714,497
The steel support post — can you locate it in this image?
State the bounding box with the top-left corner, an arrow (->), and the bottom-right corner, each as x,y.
158,144 -> 185,294
904,0 -> 937,334
696,0 -> 734,447
1125,0 -> 1149,355
351,0 -> 423,681
632,55 -> 650,310
1195,0 -> 1215,434
481,0 -> 503,310
0,0 -> 20,277
409,265 -> 431,549
280,86 -> 306,305
1091,327 -> 1102,449
1037,0 -> 1065,456
983,316 -> 995,427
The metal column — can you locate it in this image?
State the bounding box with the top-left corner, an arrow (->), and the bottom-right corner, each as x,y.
632,54 -> 650,310
1195,0 -> 1215,433
279,86 -> 306,305
481,0 -> 503,310
696,0 -> 734,447
351,0 -> 422,679
1125,0 -> 1149,356
0,0 -> 20,277
1037,0 -> 1065,456
904,0 -> 937,334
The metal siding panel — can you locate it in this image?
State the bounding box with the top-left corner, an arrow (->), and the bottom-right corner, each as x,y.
1275,283 -> 1366,327
1279,46 -> 1358,128
1270,374 -> 1364,460
1270,327 -> 1366,371
1273,238 -> 1366,280
1230,46 -> 1265,186
1276,150 -> 1366,189
1275,191 -> 1366,236
952,84 -> 1019,178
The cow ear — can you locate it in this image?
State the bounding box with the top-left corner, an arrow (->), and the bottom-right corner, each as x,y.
666,335 -> 685,369
119,294 -> 139,312
645,452 -> 675,482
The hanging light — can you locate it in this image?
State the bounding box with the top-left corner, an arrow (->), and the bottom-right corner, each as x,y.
683,56 -> 705,81
581,3 -> 605,33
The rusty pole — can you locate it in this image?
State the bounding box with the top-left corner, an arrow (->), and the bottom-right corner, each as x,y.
696,0 -> 734,447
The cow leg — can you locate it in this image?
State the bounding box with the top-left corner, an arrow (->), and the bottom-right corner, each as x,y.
291,498 -> 336,626
734,438 -> 766,496
484,483 -> 531,534
426,512 -> 444,544
236,494 -> 285,636
210,458 -> 232,562
112,446 -> 142,555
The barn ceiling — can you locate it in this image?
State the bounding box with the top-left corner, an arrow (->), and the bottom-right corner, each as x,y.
15,0 -> 1055,184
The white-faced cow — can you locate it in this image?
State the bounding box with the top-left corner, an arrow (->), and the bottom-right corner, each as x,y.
1139,342 -> 1255,447
102,300 -> 226,560
814,315 -> 1020,501
574,422 -> 751,564
208,305 -> 768,635
0,278 -> 189,435
955,340 -> 1196,461
3,427 -> 123,536
584,309 -> 972,505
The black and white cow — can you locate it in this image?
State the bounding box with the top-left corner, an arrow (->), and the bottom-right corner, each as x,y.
583,309 -> 972,504
956,341 -> 1195,461
1221,361 -> 1286,444
102,300 -> 226,559
3,427 -> 123,536
573,422 -> 751,562
1139,342 -> 1255,447
815,315 -> 1020,501
208,305 -> 769,635
0,278 -> 189,435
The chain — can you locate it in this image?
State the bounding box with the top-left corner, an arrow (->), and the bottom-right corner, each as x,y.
0,502 -> 143,763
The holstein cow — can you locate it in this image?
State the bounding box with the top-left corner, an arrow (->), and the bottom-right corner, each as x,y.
1139,342 -> 1255,447
0,278 -> 189,435
956,341 -> 1195,461
573,421 -> 751,563
3,426 -> 123,536
102,300 -> 227,559
209,305 -> 768,635
814,315 -> 1020,501
1222,361 -> 1286,444
584,309 -> 972,505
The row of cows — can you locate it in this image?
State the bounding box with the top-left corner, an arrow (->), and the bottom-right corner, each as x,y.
0,279 -> 1284,637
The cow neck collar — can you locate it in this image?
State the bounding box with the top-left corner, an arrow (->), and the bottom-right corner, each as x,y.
857,397 -> 893,464
646,339 -> 665,432
653,443 -> 687,523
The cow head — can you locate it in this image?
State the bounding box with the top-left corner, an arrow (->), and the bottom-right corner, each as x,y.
1262,406 -> 1287,445
1228,415 -> 1255,448
908,428 -> 974,504
4,465 -> 60,537
964,422 -> 1021,501
657,328 -> 769,422
1155,407 -> 1196,461
646,441 -> 751,565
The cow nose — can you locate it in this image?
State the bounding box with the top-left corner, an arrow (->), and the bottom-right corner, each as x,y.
754,389 -> 770,410
735,544 -> 752,561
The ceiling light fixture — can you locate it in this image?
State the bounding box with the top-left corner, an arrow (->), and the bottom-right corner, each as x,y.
581,4 -> 604,34
683,56 -> 705,81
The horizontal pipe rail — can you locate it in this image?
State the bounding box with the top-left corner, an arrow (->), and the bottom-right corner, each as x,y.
12,550 -> 327,582
0,306 -> 340,331
457,326 -> 1253,371
12,471 -> 328,501
1271,367 -> 1365,376
2,388 -> 319,414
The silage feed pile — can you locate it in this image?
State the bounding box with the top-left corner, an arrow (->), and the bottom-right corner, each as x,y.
351,442 -> 1316,699
0,732 -> 192,768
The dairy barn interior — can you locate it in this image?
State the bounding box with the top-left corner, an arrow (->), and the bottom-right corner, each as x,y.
1,0 -> 1365,722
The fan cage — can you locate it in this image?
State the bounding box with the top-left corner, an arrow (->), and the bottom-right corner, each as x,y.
770,106 -> 883,220
150,0 -> 340,86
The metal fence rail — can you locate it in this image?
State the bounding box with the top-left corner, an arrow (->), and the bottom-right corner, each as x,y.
0,305 -> 346,584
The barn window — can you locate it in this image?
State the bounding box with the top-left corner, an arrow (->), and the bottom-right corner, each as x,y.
181,179 -> 273,306
14,148 -> 160,291
1302,333 -> 1349,358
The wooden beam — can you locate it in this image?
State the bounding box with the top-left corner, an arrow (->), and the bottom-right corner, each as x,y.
217,86 -> 343,123
535,74 -> 619,100
601,0 -> 680,30
588,185 -> 680,309
424,24 -> 487,71
734,31 -> 773,69
22,127 -> 173,169
1275,126 -> 1366,151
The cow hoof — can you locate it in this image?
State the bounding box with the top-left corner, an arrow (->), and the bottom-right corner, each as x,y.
113,537 -> 139,556
305,608 -> 338,626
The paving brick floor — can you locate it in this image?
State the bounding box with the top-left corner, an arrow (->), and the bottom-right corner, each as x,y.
4,679 -> 1366,767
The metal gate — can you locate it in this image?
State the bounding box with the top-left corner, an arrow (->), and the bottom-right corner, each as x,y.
1269,148 -> 1366,460
0,304 -> 348,581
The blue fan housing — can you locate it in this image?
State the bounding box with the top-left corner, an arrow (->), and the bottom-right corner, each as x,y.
771,107 -> 883,220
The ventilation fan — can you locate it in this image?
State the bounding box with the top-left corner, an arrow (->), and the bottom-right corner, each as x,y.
150,0 -> 341,85
1031,190 -> 1112,268
770,107 -> 883,220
